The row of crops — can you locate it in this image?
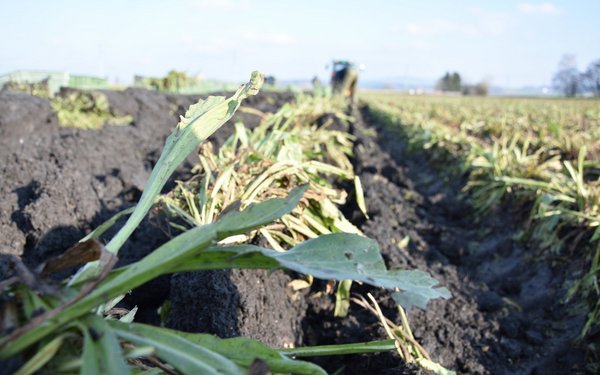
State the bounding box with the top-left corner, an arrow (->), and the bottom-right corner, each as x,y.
0,74 -> 454,374
361,91 -> 600,336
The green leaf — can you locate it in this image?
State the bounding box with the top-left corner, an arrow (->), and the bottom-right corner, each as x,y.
105,71 -> 264,254
392,280 -> 452,311
80,316 -> 131,375
334,280 -> 352,317
272,235 -> 450,301
13,334 -> 64,375
172,233 -> 450,309
109,322 -> 243,375
215,184 -> 308,238
132,369 -> 163,375
279,339 -> 397,357
81,328 -> 101,375
183,335 -> 326,375
79,206 -> 135,243
110,322 -> 326,375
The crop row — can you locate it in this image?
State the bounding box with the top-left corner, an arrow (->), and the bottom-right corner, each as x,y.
361,92 -> 600,336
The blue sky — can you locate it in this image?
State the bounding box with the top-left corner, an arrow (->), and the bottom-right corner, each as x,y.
1,0 -> 599,87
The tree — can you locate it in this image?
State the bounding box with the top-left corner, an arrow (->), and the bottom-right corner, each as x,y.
582,59 -> 600,97
436,71 -> 461,92
552,55 -> 581,97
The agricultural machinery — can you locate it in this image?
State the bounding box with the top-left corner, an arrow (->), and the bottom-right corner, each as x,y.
330,60 -> 360,100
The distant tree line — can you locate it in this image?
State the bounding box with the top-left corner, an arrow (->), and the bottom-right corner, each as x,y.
436,71 -> 488,96
553,55 -> 600,97
436,72 -> 461,92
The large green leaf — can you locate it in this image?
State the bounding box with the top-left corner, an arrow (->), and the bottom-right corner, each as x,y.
109,322 -> 325,375
171,233 -> 450,307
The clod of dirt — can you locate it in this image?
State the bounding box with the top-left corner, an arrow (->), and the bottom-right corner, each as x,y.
167,269 -> 307,348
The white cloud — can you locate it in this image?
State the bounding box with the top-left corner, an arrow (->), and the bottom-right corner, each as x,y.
517,3 -> 561,15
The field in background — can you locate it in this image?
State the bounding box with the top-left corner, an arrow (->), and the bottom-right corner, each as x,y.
361,91 -> 600,333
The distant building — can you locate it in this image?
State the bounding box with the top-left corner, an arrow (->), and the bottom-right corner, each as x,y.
0,70 -> 109,95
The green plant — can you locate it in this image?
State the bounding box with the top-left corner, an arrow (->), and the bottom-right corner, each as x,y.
159,91 -> 365,316
51,90 -> 133,129
0,72 -> 450,374
2,79 -> 52,98
2,78 -> 132,129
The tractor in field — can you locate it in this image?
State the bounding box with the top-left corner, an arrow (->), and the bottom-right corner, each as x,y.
330,60 -> 359,100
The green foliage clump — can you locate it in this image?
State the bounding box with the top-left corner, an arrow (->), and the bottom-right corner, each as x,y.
135,70 -> 240,94
2,78 -> 133,129
51,91 -> 133,129
1,79 -> 52,98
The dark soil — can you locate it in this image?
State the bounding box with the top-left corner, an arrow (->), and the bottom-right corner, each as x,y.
0,88 -> 589,374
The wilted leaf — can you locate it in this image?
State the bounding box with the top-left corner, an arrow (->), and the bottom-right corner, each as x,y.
354,176 -> 369,219
40,239 -> 103,275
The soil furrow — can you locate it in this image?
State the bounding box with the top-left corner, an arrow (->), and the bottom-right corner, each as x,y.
347,105 -> 586,374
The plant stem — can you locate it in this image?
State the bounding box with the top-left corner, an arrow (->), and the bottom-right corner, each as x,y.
277,340 -> 396,357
